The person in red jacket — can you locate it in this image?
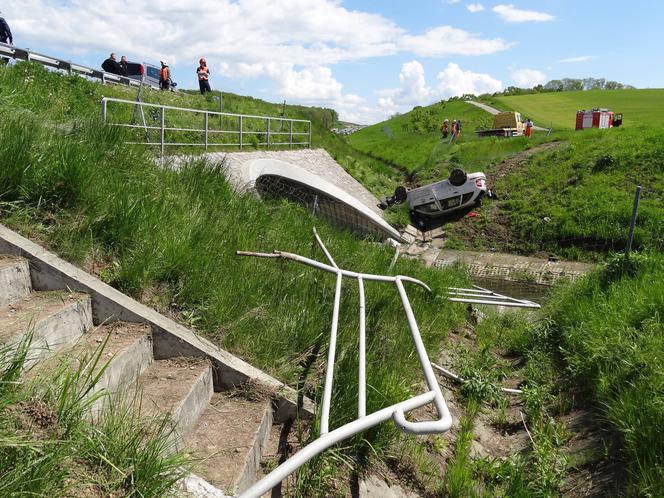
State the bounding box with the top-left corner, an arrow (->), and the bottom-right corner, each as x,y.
196,57 -> 211,95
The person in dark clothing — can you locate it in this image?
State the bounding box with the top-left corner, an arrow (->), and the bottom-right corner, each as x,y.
196,57 -> 211,94
101,53 -> 122,75
119,55 -> 128,76
0,14 -> 12,44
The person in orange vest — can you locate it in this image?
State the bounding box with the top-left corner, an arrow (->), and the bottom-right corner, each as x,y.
159,60 -> 171,91
197,57 -> 211,95
441,118 -> 449,139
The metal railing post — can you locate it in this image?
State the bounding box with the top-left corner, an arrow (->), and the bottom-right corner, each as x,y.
308,121 -> 312,148
160,106 -> 165,158
204,112 -> 209,151
266,118 -> 271,147
289,120 -> 293,149
239,115 -> 243,150
625,185 -> 642,260
358,277 -> 366,418
101,98 -> 107,122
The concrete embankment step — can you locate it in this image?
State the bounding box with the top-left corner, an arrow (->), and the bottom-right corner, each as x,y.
130,358 -> 214,451
0,291 -> 92,366
29,322 -> 153,413
184,393 -> 273,496
0,256 -> 32,308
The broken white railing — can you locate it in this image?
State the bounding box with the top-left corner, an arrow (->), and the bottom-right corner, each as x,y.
236,229 -> 453,498
446,285 -> 540,309
236,230 -> 539,497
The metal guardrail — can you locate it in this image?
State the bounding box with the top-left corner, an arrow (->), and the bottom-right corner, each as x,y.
101,97 -> 312,155
235,228 -> 453,498
0,41 -> 158,90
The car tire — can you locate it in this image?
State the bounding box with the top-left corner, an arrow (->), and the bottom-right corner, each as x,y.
449,168 -> 467,187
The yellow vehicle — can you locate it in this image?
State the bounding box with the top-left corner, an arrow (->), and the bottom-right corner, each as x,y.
476,111 -> 524,137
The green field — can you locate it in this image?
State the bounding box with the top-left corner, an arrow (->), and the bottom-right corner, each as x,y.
495,88 -> 664,130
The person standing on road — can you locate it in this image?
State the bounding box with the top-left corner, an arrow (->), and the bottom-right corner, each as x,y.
101,53 -> 122,75
196,57 -> 211,95
119,55 -> 128,76
0,12 -> 12,45
159,60 -> 171,91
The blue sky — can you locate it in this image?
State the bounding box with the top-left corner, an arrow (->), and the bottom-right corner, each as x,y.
2,1 -> 662,123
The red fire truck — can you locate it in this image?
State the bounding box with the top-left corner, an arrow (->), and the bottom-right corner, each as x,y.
575,108 -> 623,130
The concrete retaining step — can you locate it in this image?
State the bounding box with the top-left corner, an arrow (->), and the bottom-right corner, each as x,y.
0,291 -> 92,367
29,322 -> 153,414
185,393 -> 274,496
0,256 -> 32,308
131,358 -> 214,451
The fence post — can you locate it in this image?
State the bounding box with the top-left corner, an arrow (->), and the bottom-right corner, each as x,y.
204,112 -> 209,151
101,98 -> 107,122
266,118 -> 271,147
308,121 -> 312,148
239,115 -> 243,150
625,185 -> 642,261
289,120 -> 293,149
160,106 -> 165,159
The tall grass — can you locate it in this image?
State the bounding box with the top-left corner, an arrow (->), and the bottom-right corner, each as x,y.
0,62 -> 468,487
0,332 -> 190,496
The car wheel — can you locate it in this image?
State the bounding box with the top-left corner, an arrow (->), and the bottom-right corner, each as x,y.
449,168 -> 467,187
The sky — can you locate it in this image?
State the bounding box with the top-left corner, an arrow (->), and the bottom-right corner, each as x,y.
1,1 -> 662,124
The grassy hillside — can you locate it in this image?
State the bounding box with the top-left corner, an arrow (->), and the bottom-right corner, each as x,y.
0,61 -> 466,494
493,88 -> 664,130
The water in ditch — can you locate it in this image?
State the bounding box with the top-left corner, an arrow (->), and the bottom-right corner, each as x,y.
473,276 -> 553,307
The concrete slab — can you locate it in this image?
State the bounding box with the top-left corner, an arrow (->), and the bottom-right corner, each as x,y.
435,249 -> 593,285
0,223 -> 314,423
359,474 -> 421,497
185,394 -> 273,495
0,291 -> 92,366
132,358 -> 213,451
0,255 -> 32,308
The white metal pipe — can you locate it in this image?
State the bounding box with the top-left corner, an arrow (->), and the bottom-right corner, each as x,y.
313,227 -> 338,268
447,297 -> 540,308
358,277 -> 366,418
320,272 -> 343,435
393,278 -> 452,434
430,362 -> 523,395
238,391 -> 436,498
236,251 -> 432,292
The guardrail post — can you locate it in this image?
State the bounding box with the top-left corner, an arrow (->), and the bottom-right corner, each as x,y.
625,185 -> 642,261
289,120 -> 293,149
204,112 -> 209,151
239,115 -> 243,150
160,106 -> 165,159
266,118 -> 271,147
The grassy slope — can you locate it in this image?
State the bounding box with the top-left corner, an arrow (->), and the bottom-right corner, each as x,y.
495,88 -> 664,130
0,62 -> 467,493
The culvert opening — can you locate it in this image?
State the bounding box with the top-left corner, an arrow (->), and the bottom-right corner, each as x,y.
255,174 -> 386,239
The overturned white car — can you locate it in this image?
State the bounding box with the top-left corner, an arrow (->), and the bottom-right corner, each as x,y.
379,169 -> 487,217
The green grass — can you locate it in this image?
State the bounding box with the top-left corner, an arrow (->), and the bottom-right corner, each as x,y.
495,89 -> 664,130
0,332 -> 190,496
0,61 -> 468,493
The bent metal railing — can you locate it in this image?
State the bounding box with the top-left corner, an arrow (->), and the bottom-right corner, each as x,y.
101,97 -> 312,157
0,41 -> 157,89
236,229 -> 540,497
236,228 -> 453,498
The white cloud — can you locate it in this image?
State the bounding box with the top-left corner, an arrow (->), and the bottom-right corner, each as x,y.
560,55 -> 593,63
379,61 -> 502,108
467,3 -> 485,13
436,63 -> 503,99
493,4 -> 554,22
401,26 -> 511,57
511,68 -> 547,87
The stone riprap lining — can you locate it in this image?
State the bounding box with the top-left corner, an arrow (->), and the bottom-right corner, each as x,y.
435,250 -> 593,285
188,149 -> 385,217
